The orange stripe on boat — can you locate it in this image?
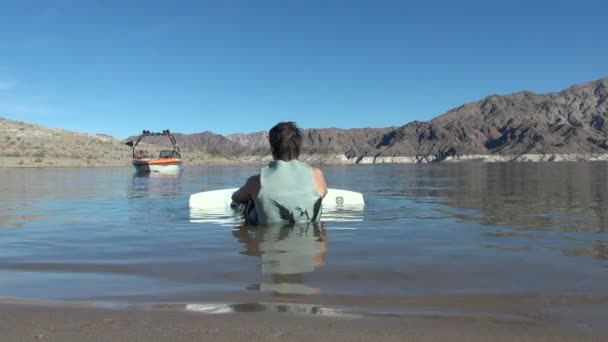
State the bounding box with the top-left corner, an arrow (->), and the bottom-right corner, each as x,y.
133,158 -> 182,165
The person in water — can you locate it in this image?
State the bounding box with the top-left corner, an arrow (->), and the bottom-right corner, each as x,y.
232,121 -> 328,225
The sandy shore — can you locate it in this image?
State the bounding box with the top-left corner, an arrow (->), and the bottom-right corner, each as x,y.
0,300 -> 605,342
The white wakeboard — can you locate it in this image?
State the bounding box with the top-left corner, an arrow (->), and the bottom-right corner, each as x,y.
189,188 -> 364,224
189,188 -> 364,209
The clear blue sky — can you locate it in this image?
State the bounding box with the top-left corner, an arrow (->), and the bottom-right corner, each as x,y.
0,0 -> 606,138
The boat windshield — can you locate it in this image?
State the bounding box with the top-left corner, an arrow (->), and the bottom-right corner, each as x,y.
159,150 -> 176,158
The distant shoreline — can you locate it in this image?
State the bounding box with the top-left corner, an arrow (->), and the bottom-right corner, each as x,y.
1,153 -> 608,168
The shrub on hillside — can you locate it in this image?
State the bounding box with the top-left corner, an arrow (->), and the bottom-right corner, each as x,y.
32,150 -> 46,158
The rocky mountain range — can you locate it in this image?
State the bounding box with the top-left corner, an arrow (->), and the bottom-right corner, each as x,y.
132,77 -> 608,163
378,77 -> 608,162
3,77 -> 608,167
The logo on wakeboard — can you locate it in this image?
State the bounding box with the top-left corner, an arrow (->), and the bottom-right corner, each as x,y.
336,196 -> 344,205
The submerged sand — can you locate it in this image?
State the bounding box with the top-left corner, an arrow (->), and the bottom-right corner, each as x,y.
1,296 -> 606,342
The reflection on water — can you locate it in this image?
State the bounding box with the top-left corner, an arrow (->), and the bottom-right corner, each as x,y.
355,162 -> 608,262
129,171 -> 182,199
127,172 -> 183,225
0,168 -> 130,228
320,206 -> 365,222
444,162 -> 608,261
189,205 -> 364,226
562,242 -> 608,260
189,207 -> 242,226
185,302 -> 357,317
404,162 -> 608,234
233,224 -> 327,295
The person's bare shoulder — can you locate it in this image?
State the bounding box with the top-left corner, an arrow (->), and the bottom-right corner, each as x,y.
311,166 -> 328,197
311,166 -> 323,173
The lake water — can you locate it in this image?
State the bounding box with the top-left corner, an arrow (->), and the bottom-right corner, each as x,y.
1,162 -> 607,314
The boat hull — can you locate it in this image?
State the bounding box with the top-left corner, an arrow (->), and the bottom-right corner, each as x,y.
132,158 -> 183,173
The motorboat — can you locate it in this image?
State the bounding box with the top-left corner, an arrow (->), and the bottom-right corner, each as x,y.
126,130 -> 183,173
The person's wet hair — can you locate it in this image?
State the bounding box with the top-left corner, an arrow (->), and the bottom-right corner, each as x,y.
268,122 -> 302,161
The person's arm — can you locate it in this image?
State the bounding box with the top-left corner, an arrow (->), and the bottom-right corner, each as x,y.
311,167 -> 328,198
231,175 -> 260,203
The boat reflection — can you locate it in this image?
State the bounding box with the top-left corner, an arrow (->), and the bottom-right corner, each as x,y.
233,224 -> 328,295
126,171 -> 183,224
132,169 -> 182,179
128,171 -> 182,199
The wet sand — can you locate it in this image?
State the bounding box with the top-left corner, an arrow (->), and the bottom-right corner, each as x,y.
1,297 -> 606,342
